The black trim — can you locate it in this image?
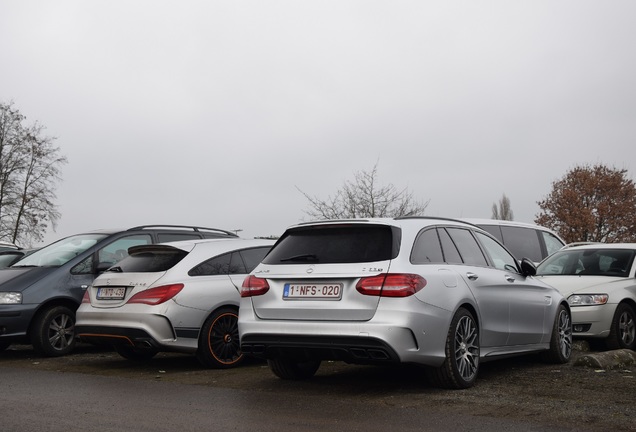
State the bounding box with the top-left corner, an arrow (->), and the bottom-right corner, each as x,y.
240,334 -> 400,364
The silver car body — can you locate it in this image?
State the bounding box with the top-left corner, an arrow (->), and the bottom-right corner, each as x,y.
239,218 -> 571,387
76,238 -> 274,358
535,243 -> 636,350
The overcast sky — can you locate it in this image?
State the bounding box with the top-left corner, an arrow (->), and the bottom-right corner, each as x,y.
1,1 -> 635,245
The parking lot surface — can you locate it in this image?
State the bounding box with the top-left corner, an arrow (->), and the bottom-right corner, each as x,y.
1,343 -> 635,431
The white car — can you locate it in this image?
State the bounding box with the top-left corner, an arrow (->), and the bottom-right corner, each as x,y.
76,238 -> 274,368
535,243 -> 636,350
461,218 -> 565,264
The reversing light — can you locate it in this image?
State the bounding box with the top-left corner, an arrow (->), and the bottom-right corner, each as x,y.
356,273 -> 426,297
241,275 -> 270,297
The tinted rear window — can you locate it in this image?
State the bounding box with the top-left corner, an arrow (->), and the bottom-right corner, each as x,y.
113,248 -> 188,272
263,225 -> 399,264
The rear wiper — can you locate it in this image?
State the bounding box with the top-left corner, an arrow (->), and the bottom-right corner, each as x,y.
280,254 -> 319,262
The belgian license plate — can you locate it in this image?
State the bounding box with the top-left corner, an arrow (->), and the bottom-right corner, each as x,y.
96,287 -> 126,300
283,283 -> 343,300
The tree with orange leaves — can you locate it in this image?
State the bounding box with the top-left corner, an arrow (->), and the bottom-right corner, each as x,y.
535,164 -> 636,243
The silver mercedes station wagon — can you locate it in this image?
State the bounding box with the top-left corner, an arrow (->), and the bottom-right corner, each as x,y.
238,217 -> 572,389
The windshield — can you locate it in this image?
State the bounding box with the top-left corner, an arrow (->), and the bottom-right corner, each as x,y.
536,248 -> 634,277
13,234 -> 109,267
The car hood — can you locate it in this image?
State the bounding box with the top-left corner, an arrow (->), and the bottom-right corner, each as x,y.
0,266 -> 56,291
535,275 -> 628,296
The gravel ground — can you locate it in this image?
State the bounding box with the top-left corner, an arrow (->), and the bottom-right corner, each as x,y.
2,341 -> 635,431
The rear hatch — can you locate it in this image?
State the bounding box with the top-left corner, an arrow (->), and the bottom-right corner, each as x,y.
249,222 -> 400,321
88,244 -> 189,308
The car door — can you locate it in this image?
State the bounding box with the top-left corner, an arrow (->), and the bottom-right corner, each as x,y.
473,231 -> 550,345
443,227 -> 510,348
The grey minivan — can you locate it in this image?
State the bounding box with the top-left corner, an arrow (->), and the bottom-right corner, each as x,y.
0,225 -> 238,356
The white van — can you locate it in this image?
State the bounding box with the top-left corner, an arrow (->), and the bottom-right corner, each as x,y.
462,219 -> 565,264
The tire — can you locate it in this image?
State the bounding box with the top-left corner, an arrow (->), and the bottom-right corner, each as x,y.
115,345 -> 158,361
605,303 -> 636,351
0,341 -> 10,352
30,305 -> 76,357
541,304 -> 572,364
427,308 -> 479,389
196,308 -> 244,369
268,357 -> 321,380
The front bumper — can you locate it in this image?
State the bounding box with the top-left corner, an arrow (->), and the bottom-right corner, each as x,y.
570,303 -> 616,338
0,304 -> 38,340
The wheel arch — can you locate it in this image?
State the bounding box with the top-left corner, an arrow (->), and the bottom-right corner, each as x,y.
27,297 -> 80,338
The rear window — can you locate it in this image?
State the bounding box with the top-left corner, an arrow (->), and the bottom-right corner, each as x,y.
112,247 -> 188,273
263,224 -> 399,264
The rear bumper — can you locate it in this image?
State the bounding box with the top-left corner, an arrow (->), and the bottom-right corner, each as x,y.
238,303 -> 451,367
75,325 -> 159,349
241,334 -> 400,364
75,308 -> 199,353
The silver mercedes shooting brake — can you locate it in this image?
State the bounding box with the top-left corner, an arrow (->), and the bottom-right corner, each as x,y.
238,217 -> 572,389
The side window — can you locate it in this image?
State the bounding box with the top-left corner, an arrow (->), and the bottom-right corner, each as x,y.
542,231 -> 565,257
446,228 -> 488,266
500,226 -> 542,262
475,232 -> 518,272
438,228 -> 463,264
228,252 -> 247,274
411,228 -> 444,264
190,253 -> 231,276
239,247 -> 272,273
71,255 -> 94,275
477,225 -> 503,243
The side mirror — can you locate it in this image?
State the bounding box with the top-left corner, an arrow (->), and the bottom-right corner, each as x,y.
520,258 -> 537,277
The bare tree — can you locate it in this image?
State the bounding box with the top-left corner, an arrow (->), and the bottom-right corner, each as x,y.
535,164 -> 636,243
491,194 -> 514,220
298,162 -> 429,220
0,102 -> 66,246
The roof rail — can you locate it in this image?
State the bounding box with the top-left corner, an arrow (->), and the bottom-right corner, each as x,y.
126,225 -> 239,237
395,216 -> 477,226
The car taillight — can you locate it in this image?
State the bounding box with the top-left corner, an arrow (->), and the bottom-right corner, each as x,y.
81,290 -> 90,304
356,273 -> 426,297
241,275 -> 270,297
126,284 -> 184,305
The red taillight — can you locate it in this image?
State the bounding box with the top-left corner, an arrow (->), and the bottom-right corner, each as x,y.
241,275 -> 270,297
356,273 -> 426,297
126,284 -> 184,305
81,290 -> 90,304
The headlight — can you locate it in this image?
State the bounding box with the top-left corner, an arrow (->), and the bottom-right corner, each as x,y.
0,292 -> 22,304
568,294 -> 608,306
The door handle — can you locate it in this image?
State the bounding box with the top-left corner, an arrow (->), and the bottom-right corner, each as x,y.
466,272 -> 478,280
505,275 -> 515,283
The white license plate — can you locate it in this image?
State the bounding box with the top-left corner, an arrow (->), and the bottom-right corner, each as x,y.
283,283 -> 343,300
96,287 -> 126,300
